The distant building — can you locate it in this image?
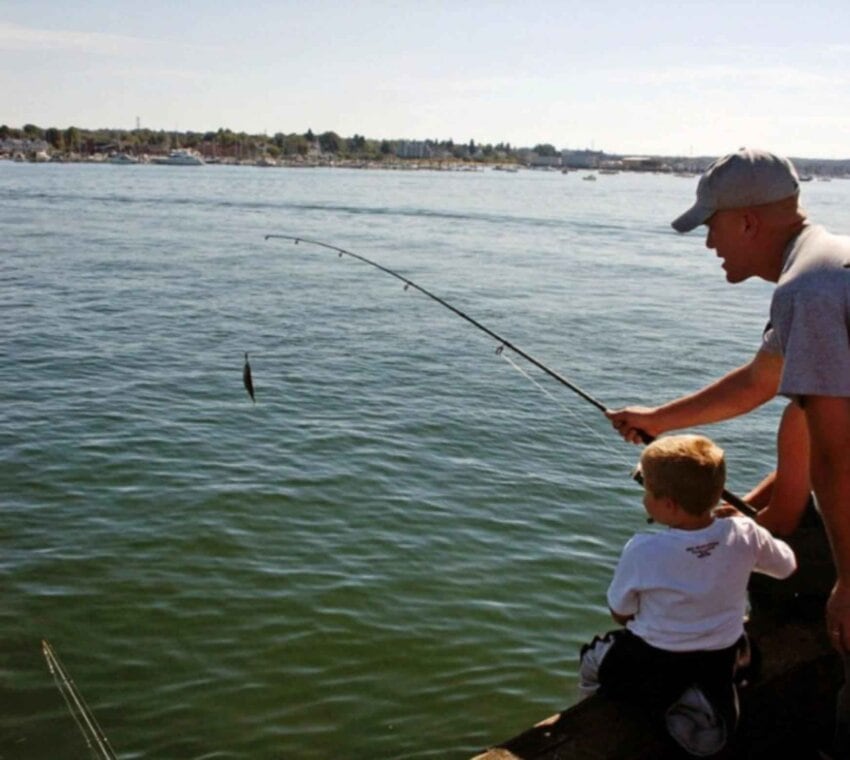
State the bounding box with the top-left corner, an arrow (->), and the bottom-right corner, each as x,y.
430,146 -> 453,160
621,156 -> 668,172
515,148 -> 536,165
396,141 -> 432,159
529,154 -> 562,168
561,149 -> 604,169
599,159 -> 624,171
0,138 -> 49,156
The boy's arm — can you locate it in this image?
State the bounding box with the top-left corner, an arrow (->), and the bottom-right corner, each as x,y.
751,523 -> 798,578
607,539 -> 641,625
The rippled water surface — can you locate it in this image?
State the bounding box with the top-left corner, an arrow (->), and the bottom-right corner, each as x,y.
3,163 -> 850,759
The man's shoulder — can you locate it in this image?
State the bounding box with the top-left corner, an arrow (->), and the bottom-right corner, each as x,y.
782,225 -> 850,275
804,225 -> 850,254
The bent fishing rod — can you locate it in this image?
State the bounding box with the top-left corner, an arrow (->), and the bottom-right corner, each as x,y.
264,234 -> 756,517
266,235 -> 605,412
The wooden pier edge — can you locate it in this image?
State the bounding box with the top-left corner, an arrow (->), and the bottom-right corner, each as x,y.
471,609 -> 842,760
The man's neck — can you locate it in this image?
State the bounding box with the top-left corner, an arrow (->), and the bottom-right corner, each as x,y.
762,221 -> 808,282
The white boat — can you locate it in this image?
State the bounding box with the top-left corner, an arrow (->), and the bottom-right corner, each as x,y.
151,149 -> 205,166
108,153 -> 139,165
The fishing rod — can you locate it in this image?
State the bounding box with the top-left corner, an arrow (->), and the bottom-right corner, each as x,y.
264,234 -> 756,517
42,640 -> 118,760
265,235 -> 605,412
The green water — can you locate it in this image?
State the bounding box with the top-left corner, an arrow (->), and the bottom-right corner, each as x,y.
3,163 -> 849,759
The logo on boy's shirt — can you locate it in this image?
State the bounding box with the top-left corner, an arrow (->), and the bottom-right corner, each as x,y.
686,541 -> 720,559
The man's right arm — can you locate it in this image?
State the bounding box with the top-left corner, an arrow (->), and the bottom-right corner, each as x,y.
751,402 -> 811,536
804,395 -> 850,652
606,349 -> 783,444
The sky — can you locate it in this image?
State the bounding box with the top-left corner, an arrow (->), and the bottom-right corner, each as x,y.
2,0 -> 850,159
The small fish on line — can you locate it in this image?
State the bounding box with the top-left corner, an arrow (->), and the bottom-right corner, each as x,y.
243,352 -> 255,403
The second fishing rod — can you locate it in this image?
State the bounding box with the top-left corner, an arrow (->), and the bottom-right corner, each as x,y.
265,234 -> 756,517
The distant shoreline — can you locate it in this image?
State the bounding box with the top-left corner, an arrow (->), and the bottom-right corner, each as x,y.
0,152 -> 500,172
4,124 -> 850,177
3,150 -> 850,180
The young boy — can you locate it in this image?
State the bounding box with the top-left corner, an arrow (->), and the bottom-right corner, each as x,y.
580,434 -> 796,751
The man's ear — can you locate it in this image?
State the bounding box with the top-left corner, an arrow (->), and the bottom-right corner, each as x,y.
741,209 -> 760,238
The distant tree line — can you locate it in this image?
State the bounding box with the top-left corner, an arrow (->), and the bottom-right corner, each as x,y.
0,123 -> 534,162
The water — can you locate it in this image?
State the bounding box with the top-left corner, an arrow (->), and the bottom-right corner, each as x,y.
2,163 -> 849,759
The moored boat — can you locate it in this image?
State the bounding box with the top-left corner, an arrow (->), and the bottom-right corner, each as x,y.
151,149 -> 205,166
107,152 -> 139,164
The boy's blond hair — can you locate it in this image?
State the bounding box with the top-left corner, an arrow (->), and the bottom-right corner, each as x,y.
639,434 -> 726,516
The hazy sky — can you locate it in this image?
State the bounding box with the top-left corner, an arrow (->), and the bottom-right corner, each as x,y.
3,1 -> 849,158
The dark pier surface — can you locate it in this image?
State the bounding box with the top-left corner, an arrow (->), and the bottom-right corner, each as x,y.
472,601 -> 841,760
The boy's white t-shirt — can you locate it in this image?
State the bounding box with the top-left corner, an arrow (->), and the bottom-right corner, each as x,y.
607,517 -> 796,652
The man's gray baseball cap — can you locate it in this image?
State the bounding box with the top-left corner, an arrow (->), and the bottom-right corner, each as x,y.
672,148 -> 800,233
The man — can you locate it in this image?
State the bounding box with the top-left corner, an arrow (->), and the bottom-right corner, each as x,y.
606,148 -> 850,756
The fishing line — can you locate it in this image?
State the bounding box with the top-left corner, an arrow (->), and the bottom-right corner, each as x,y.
42,640 -> 117,760
498,350 -> 632,469
265,234 -> 756,517
499,352 -> 660,524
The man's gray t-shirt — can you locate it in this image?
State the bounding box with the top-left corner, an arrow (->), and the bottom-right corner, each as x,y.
761,224 -> 850,397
